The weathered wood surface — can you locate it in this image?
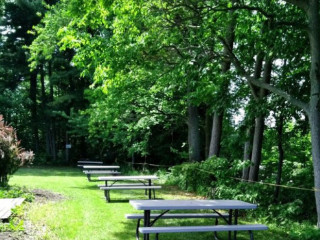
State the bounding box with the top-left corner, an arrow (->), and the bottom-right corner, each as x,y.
0,198 -> 25,219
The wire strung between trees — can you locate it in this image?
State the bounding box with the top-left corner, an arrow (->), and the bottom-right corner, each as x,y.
124,161 -> 319,192
196,168 -> 320,192
125,162 -> 172,167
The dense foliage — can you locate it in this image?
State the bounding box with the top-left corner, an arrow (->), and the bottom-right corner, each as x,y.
0,116 -> 34,186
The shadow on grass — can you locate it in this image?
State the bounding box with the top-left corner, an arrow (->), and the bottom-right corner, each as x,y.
69,185 -> 100,190
14,167 -> 85,177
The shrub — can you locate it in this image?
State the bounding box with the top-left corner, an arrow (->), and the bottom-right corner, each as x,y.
0,115 -> 34,186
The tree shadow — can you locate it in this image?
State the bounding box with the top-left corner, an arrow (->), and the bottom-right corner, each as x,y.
14,167 -> 83,177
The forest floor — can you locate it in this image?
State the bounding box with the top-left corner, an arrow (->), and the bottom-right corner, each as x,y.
2,167 -> 288,240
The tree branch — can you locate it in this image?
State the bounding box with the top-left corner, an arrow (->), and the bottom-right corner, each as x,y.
249,78 -> 309,113
212,5 -> 273,18
283,0 -> 309,11
218,37 -> 310,113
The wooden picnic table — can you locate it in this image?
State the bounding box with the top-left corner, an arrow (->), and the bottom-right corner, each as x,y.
98,175 -> 160,202
129,199 -> 264,240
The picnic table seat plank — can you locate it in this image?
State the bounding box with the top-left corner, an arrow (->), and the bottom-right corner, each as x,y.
126,213 -> 229,219
128,212 -> 230,240
98,183 -> 154,188
139,224 -> 268,233
139,224 -> 268,240
100,186 -> 161,190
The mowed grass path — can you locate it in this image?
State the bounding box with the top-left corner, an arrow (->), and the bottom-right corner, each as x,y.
10,167 -> 284,240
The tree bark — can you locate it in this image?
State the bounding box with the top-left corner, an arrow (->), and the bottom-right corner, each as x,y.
188,104 -> 201,162
274,114 -> 284,202
242,126 -> 253,180
30,70 -> 39,152
248,58 -> 272,181
205,109 -> 212,159
306,0 -> 320,227
48,61 -> 57,161
208,1 -> 236,158
248,116 -> 265,181
209,112 -> 223,157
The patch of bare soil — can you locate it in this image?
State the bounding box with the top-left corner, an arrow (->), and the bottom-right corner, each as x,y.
31,189 -> 65,203
0,189 -> 65,240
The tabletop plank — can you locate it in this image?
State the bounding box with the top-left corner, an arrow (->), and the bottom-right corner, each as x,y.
129,199 -> 257,210
98,175 -> 158,181
0,198 -> 25,219
82,165 -> 120,169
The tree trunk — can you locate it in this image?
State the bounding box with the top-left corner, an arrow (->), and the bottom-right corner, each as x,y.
48,61 -> 57,161
208,3 -> 236,158
30,70 -> 39,152
248,58 -> 272,181
242,126 -> 253,180
205,109 -> 212,159
208,112 -> 223,157
248,116 -> 264,181
40,66 -> 51,160
274,114 -> 284,202
307,0 -> 320,227
188,104 -> 201,162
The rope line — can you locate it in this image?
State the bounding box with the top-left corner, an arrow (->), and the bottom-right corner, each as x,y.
196,168 -> 320,192
126,162 -> 172,167
124,161 -> 319,192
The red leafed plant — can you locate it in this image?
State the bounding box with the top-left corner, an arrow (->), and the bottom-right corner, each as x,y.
0,115 -> 34,187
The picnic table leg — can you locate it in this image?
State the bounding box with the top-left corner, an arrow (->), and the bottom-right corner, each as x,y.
144,210 -> 151,240
214,217 -> 219,240
249,230 -> 254,240
234,209 -> 238,240
148,180 -> 152,199
87,173 -> 91,181
104,190 -> 110,202
228,209 -> 233,240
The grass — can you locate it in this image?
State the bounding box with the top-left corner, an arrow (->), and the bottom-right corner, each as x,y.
8,167 -> 289,239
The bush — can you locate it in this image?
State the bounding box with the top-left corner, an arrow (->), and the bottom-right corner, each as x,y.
165,156 -> 317,224
0,115 -> 34,186
166,156 -> 235,197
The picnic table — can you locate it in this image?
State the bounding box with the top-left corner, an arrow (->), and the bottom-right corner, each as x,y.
129,199 -> 268,240
98,175 -> 161,202
82,165 -> 120,181
77,160 -> 103,167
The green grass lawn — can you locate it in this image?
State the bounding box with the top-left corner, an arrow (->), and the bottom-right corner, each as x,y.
9,167 -> 287,240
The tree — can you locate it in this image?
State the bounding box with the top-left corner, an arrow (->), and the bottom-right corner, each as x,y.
220,0 -> 320,227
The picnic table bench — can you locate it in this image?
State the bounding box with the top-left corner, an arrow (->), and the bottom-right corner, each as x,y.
98,175 -> 161,202
126,212 -> 229,240
129,199 -> 268,240
139,224 -> 268,240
